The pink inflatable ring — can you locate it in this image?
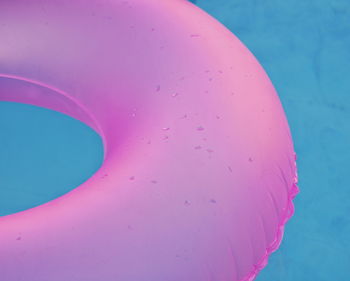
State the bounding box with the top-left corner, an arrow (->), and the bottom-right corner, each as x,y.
0,0 -> 298,280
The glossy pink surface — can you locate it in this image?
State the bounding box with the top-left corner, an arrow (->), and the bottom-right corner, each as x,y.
0,0 -> 297,280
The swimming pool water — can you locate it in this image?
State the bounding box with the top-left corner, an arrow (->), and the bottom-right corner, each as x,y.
0,102 -> 103,217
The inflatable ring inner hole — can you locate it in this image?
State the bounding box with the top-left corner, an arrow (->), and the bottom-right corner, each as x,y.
0,74 -> 105,216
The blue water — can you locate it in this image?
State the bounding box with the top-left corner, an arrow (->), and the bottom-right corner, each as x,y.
0,102 -> 104,216
0,0 -> 349,280
190,0 -> 350,280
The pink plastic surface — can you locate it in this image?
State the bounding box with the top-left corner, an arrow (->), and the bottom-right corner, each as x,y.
0,0 -> 298,280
